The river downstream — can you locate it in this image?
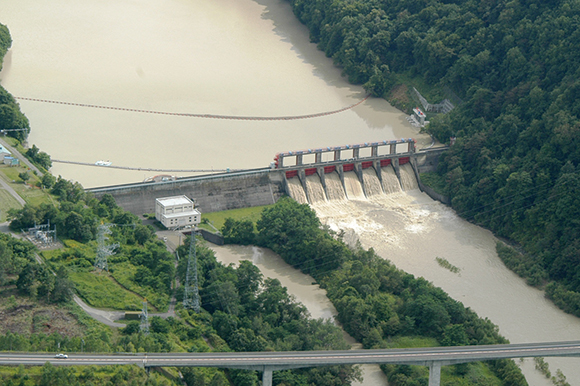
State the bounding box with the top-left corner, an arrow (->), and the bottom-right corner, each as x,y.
313,191 -> 580,386
210,244 -> 390,386
1,1 -> 579,385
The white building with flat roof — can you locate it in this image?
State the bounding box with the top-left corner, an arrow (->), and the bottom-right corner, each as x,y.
155,195 -> 201,229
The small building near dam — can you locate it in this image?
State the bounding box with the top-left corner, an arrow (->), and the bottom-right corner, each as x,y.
155,195 -> 201,229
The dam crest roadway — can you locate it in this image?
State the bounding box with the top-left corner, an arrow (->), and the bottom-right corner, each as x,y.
86,138 -> 448,216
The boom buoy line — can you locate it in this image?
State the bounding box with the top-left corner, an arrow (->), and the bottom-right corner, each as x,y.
52,159 -> 232,173
15,95 -> 371,121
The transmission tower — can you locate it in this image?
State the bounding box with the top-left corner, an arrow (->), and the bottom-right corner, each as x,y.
94,224 -> 119,272
182,233 -> 200,313
140,299 -> 149,335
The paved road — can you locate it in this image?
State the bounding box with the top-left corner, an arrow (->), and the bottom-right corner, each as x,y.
73,295 -> 126,328
0,137 -> 43,176
0,174 -> 26,206
0,341 -> 578,369
0,137 -> 42,209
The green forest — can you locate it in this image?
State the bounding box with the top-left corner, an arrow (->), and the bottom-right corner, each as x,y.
283,0 -> 580,315
1,0 -> 580,382
222,197 -> 528,386
1,181 -> 362,385
3,190 -> 530,386
0,24 -> 29,142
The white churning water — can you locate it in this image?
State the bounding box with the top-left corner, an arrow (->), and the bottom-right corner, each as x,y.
2,1 -> 579,384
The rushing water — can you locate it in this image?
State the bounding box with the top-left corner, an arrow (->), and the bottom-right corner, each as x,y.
286,177 -> 308,204
2,1 -> 580,385
325,172 -> 346,201
362,168 -> 383,197
305,174 -> 326,203
313,189 -> 580,386
381,166 -> 402,195
343,171 -> 366,201
398,163 -> 419,191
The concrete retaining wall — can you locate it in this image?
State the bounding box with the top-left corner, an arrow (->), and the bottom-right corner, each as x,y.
416,148 -> 446,173
199,229 -> 224,245
87,149 -> 447,216
88,168 -> 285,216
418,181 -> 451,205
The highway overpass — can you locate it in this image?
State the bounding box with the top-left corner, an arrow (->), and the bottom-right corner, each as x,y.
1,341 -> 579,386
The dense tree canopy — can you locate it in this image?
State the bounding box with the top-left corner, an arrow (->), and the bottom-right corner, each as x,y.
175,235 -> 360,386
244,198 -> 526,386
0,23 -> 29,142
0,22 -> 11,68
285,0 -> 580,316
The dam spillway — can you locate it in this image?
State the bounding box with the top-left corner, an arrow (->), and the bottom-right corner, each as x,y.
285,163 -> 413,204
85,140 -> 447,216
279,139 -> 424,204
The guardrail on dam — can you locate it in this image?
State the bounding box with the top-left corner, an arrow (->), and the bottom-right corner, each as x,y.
86,140 -> 448,216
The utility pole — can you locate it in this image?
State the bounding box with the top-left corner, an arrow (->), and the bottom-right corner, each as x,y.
182,232 -> 200,313
94,224 -> 119,272
140,299 -> 149,335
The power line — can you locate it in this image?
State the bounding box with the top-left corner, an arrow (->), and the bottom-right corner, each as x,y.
94,224 -> 119,272
140,300 -> 150,335
183,234 -> 201,313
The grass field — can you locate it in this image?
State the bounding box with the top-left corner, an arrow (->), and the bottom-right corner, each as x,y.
199,205 -> 272,232
69,271 -> 145,311
44,243 -> 164,312
0,189 -> 21,221
110,262 -> 168,312
0,164 -> 53,208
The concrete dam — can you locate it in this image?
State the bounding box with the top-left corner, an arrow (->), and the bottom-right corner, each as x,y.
86,139 -> 447,216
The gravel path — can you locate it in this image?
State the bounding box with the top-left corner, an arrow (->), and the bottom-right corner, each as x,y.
73,295 -> 126,328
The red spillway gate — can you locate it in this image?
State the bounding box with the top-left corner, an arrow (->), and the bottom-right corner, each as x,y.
285,170 -> 298,179
304,168 -> 317,176
361,161 -> 373,169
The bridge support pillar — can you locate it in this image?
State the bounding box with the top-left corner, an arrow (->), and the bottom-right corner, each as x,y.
263,368 -> 273,386
428,362 -> 441,386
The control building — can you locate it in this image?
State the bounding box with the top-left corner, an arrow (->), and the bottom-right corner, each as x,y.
155,195 -> 201,229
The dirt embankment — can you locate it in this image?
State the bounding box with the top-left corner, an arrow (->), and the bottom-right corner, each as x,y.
387,84 -> 413,114
0,286 -> 84,337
